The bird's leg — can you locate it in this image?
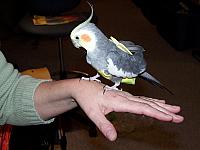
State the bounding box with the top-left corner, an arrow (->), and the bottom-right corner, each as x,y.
81,73 -> 101,82
103,82 -> 122,92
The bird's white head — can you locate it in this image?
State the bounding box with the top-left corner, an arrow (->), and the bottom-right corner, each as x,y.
70,2 -> 96,52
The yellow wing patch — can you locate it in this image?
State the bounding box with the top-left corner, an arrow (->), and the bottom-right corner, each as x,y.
98,70 -> 112,80
110,36 -> 133,55
121,78 -> 136,85
98,70 -> 136,85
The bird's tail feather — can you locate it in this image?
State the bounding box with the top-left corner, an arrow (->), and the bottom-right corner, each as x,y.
139,72 -> 174,95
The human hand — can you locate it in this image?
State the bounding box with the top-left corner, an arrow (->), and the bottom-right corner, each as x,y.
72,80 -> 184,141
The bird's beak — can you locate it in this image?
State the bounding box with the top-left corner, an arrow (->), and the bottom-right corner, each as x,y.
72,40 -> 81,48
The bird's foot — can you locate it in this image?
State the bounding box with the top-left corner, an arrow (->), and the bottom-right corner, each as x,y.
81,76 -> 101,82
91,74 -> 101,82
103,84 -> 122,94
81,73 -> 101,82
104,85 -> 120,91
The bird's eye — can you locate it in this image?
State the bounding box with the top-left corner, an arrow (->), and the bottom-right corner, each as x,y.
75,36 -> 79,39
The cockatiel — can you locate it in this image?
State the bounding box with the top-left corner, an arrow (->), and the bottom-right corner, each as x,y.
70,2 -> 172,94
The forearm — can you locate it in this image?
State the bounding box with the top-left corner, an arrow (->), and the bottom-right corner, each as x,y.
0,51 -> 55,125
34,78 -> 107,120
34,79 -> 80,120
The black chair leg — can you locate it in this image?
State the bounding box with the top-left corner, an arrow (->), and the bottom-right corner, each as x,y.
58,37 -> 67,79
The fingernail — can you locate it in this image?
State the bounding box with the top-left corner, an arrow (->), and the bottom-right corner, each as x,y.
172,106 -> 180,110
174,115 -> 184,123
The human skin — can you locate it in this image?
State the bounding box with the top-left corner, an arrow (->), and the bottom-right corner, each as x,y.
34,78 -> 184,141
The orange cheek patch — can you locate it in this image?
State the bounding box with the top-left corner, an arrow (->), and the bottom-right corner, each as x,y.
81,34 -> 91,42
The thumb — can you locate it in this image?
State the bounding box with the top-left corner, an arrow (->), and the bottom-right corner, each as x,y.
89,110 -> 117,141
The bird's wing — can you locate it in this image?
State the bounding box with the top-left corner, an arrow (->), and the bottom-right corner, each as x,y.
105,51 -> 139,78
119,40 -> 145,53
109,37 -> 133,55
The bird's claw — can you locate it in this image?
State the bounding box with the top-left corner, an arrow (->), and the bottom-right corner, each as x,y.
81,77 -> 101,82
103,85 -> 122,94
104,85 -> 120,90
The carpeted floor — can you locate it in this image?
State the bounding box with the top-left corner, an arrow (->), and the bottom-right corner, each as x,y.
1,0 -> 200,150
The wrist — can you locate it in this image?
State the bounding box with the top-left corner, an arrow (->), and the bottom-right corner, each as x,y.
69,78 -> 105,103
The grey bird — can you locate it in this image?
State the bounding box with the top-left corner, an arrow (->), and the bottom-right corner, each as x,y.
70,2 -> 172,94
